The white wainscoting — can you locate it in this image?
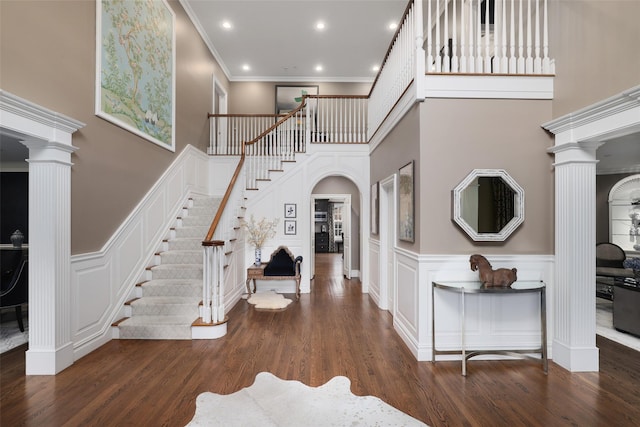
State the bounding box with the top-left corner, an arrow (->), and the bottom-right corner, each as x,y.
367,239 -> 381,305
70,145 -> 212,359
371,247 -> 554,362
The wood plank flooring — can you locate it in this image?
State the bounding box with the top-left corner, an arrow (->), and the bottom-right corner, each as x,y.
2,253 -> 640,426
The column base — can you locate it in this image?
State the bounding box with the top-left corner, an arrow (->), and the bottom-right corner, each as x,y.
25,342 -> 74,375
552,339 -> 599,372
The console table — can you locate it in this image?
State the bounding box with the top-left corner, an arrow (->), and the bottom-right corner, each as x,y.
432,280 -> 547,376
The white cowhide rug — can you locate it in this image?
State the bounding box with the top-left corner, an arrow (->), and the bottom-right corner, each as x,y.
247,290 -> 292,309
186,372 -> 428,426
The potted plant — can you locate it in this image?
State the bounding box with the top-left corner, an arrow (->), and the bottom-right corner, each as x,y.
240,215 -> 279,265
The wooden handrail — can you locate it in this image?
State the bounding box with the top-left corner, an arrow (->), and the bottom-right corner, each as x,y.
203,97 -> 310,245
207,113 -> 287,118
244,97 -> 308,146
305,95 -> 368,99
202,150 -> 245,247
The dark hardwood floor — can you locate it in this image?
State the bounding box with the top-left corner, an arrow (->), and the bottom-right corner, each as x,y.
2,253 -> 640,426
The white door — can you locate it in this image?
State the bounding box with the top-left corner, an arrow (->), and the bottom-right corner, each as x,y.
211,76 -> 228,154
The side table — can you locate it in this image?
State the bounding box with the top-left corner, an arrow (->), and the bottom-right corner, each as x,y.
246,264 -> 266,294
432,280 -> 547,376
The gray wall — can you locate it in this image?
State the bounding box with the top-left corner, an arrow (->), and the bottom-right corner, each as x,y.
418,98 -> 554,254
229,82 -> 370,114
0,0 -> 228,254
549,0 -> 640,118
370,105 -> 422,251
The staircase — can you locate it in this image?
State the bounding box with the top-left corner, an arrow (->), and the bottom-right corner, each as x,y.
112,196 -> 222,339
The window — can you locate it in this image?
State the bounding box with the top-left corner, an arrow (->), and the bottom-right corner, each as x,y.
333,204 -> 343,240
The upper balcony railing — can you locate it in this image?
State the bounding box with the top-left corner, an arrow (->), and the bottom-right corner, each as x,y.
425,0 -> 553,75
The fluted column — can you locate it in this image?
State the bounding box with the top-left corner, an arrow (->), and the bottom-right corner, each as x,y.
549,141 -> 600,372
1,90 -> 84,375
23,140 -> 77,374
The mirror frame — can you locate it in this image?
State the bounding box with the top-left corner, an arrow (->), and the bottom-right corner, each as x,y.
452,169 -> 525,241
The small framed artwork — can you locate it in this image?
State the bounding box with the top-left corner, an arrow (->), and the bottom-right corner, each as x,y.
371,182 -> 379,235
284,203 -> 297,218
284,220 -> 297,235
398,161 -> 415,242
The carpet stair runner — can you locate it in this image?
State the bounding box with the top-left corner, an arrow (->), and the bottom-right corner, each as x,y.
113,196 -> 221,340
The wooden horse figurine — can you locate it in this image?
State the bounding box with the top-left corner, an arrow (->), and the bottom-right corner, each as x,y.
469,254 -> 517,287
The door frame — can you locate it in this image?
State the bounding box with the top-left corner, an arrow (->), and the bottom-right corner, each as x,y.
310,193 -> 352,279
379,174 -> 396,314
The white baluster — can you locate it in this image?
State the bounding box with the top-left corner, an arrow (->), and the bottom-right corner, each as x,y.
426,0 -> 433,72
509,0 -> 516,73
542,0 -> 551,73
526,0 -> 533,73
517,0 -> 524,73
484,0 -> 491,72
534,0 -> 541,73
443,1 -> 449,72
436,0 -> 441,72
452,0 -> 459,72
460,0 -> 467,72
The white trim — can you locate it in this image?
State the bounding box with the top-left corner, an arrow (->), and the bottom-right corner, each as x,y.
0,90 -> 84,375
424,75 -> 554,99
542,86 -> 640,372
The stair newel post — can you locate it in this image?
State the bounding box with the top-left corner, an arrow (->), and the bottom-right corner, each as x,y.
216,243 -> 225,321
202,243 -> 213,323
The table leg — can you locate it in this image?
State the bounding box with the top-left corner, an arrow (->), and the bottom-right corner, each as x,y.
432,283 -> 436,363
245,277 -> 252,295
541,287 -> 548,373
461,290 -> 466,376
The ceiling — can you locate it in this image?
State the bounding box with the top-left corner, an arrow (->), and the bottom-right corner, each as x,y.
179,0 -> 408,82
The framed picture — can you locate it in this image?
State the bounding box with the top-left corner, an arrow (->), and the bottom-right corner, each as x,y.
275,85 -> 319,115
371,182 -> 379,235
96,0 -> 176,151
284,220 -> 297,235
284,203 -> 297,218
398,161 -> 415,242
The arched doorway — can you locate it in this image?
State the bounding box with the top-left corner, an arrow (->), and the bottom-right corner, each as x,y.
310,176 -> 361,283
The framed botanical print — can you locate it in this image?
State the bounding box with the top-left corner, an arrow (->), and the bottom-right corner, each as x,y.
398,161 -> 414,242
371,182 -> 379,235
284,203 -> 297,218
284,220 -> 297,235
96,0 -> 176,151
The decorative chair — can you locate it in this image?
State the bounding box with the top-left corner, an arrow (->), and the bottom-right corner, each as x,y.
1,249 -> 28,332
246,246 -> 303,299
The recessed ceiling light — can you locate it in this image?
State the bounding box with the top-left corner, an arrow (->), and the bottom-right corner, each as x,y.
242,64 -> 250,71
372,65 -> 380,72
222,21 -> 232,30
315,65 -> 323,72
315,21 -> 325,30
388,22 -> 398,30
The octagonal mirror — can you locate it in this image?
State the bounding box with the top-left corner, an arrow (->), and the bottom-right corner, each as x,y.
452,169 -> 524,241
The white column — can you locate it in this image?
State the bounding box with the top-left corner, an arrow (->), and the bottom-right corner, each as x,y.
1,91 -> 84,375
549,141 -> 600,372
23,139 -> 78,374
